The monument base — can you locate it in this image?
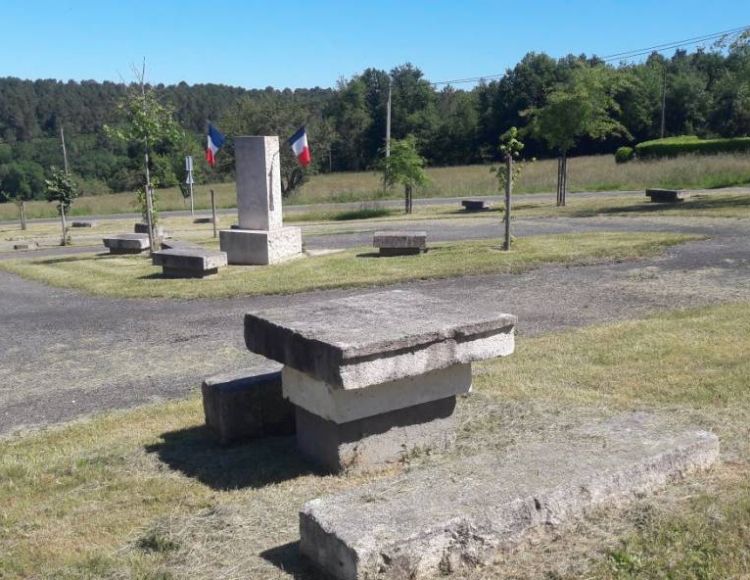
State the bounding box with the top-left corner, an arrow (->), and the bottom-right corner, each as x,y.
219,226 -> 302,265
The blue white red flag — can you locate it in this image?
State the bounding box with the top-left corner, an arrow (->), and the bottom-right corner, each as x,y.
205,123 -> 225,167
288,126 -> 311,167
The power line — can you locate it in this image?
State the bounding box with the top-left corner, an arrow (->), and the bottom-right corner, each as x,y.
430,24 -> 750,87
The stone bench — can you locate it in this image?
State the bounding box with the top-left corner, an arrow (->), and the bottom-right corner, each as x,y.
244,289 -> 516,472
461,199 -> 489,211
13,241 -> 38,250
71,220 -> 96,228
103,233 -> 150,254
373,230 -> 427,256
201,364 -> 294,444
134,222 -> 166,237
152,247 -> 228,278
646,188 -> 684,203
193,217 -> 215,224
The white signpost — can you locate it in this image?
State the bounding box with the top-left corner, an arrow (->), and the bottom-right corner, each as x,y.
185,155 -> 195,216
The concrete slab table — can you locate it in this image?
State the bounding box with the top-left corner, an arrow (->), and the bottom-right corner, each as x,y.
244,289 -> 516,471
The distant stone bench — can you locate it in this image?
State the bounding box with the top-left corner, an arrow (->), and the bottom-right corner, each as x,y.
201,364 -> 294,444
71,221 -> 96,228
461,199 -> 489,211
13,241 -> 38,251
646,188 -> 684,203
193,217 -> 215,224
152,247 -> 228,278
134,222 -> 166,238
103,233 -> 150,254
373,230 -> 427,256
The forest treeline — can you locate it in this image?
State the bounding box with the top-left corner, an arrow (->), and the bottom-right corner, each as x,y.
1,46 -> 750,200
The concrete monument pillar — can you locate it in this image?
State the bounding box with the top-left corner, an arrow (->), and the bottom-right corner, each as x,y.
219,136 -> 302,265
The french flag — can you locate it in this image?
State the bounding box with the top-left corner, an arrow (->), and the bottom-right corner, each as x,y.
205,123 -> 225,167
288,126 -> 311,167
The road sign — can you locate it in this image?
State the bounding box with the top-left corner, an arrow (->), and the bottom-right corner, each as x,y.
185,155 -> 193,172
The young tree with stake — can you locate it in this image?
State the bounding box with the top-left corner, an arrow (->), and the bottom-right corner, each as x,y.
380,136 -> 427,214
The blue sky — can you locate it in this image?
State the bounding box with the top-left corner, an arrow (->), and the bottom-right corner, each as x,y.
2,0 -> 749,88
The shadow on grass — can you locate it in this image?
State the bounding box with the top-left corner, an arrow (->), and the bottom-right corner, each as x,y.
261,541 -> 321,579
355,249 -> 434,258
145,425 -> 318,490
569,194 -> 750,218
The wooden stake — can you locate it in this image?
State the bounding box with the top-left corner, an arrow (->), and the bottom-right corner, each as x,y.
19,200 -> 27,231
504,154 -> 512,251
210,189 -> 218,238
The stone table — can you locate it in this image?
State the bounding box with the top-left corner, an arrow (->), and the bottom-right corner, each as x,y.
244,289 -> 516,471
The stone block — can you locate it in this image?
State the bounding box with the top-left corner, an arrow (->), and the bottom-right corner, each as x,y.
461,199 -> 488,211
134,223 -> 166,237
152,247 -> 227,278
646,188 -> 684,203
193,217 -> 215,224
103,233 -> 150,254
201,364 -> 293,444
373,230 -> 427,256
282,363 -> 471,424
13,241 -> 38,250
220,226 -> 302,265
71,220 -> 96,228
295,396 -> 457,472
299,413 -> 720,580
245,290 -> 516,389
235,136 -> 283,231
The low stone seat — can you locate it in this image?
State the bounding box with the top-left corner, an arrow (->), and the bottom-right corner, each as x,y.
103,233 -> 150,254
244,289 -> 516,472
373,230 -> 427,256
646,188 -> 684,203
71,220 -> 96,228
134,223 -> 166,237
152,247 -> 227,278
461,199 -> 488,211
13,241 -> 38,250
193,217 -> 215,224
202,364 -> 294,444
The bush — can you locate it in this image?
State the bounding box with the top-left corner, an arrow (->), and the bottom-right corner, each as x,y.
635,136 -> 750,159
614,146 -> 634,163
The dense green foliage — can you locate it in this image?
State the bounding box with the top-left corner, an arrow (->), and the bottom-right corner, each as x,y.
615,146 -> 635,163
635,135 -> 750,158
1,45 -> 750,201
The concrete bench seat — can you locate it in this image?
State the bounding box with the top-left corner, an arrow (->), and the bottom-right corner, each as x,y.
461,199 -> 489,211
201,363 -> 294,444
152,247 -> 228,278
134,222 -> 166,237
373,230 -> 427,256
71,220 -> 96,228
103,233 -> 150,254
646,188 -> 684,203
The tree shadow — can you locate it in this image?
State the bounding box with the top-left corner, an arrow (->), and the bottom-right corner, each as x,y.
144,425 -> 319,490
261,541 -> 324,579
356,248 -> 434,258
569,194 -> 750,218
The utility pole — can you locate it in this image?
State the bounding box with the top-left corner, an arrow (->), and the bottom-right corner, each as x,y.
660,65 -> 667,139
139,59 -> 157,253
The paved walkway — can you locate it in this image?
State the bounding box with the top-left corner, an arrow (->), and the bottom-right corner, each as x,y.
1,214 -> 749,435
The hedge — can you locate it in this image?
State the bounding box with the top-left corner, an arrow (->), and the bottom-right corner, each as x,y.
635,135 -> 750,159
614,146 -> 634,163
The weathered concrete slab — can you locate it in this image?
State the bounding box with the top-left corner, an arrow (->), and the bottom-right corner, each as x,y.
201,363 -> 293,444
295,396 -> 457,472
300,413 -> 719,580
13,241 -> 38,250
461,199 -> 489,211
373,231 -> 427,256
159,239 -> 204,251
152,247 -> 227,278
220,226 -> 302,265
244,290 -> 516,389
103,233 -> 150,254
646,188 -> 684,203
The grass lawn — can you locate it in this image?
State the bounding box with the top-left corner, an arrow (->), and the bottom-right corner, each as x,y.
0,232 -> 700,299
1,301 -> 749,578
2,152 -> 749,221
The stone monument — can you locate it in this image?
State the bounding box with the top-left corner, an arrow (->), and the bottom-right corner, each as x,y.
219,136 -> 302,265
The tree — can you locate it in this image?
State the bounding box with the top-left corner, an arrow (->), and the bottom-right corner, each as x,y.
45,166 -> 78,245
491,127 -> 524,250
381,136 -> 427,214
526,65 -> 628,206
105,65 -> 186,250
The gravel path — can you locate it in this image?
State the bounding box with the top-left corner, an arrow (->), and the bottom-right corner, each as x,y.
1,214 -> 749,435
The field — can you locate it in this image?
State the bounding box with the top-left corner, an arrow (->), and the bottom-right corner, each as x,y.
2,152 -> 750,221
2,301 -> 748,578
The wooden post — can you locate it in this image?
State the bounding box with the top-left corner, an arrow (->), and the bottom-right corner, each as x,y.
210,189 -> 218,238
504,154 -> 512,251
59,203 -> 67,246
60,125 -> 69,174
561,153 -> 568,207
19,200 -> 27,231
145,184 -> 156,252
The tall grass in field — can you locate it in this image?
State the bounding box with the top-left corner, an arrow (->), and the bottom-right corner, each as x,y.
1,153 -> 749,221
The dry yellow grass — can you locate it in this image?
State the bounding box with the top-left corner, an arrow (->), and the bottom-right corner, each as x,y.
2,153 -> 749,221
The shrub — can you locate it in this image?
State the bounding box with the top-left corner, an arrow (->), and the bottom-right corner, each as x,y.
614,146 -> 635,163
635,135 -> 750,159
